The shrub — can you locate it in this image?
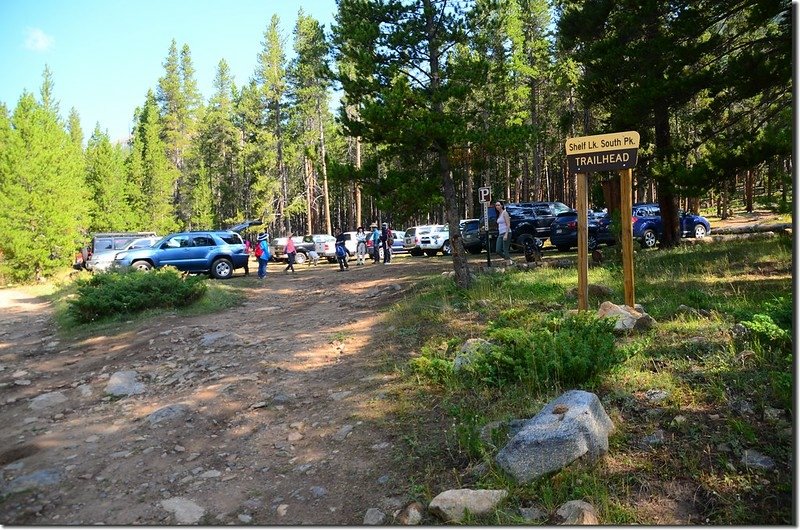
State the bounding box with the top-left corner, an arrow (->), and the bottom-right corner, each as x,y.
67,268 -> 207,323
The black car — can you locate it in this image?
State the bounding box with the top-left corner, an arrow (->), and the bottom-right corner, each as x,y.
479,201 -> 572,250
460,219 -> 483,254
549,210 -> 616,252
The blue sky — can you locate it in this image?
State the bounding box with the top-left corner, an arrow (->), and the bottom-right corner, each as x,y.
0,0 -> 338,143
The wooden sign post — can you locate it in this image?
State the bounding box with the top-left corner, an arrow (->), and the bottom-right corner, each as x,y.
565,131 -> 640,311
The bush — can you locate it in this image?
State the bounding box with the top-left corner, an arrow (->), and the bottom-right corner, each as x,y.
411,312 -> 622,391
67,268 -> 207,323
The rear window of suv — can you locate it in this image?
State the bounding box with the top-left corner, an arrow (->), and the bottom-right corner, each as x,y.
219,233 -> 243,245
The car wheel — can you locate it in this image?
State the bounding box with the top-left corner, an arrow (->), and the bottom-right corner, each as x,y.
442,240 -> 452,255
694,224 -> 707,238
327,257 -> 337,263
210,258 -> 234,279
516,233 -> 535,250
131,260 -> 152,271
295,252 -> 307,265
424,250 -> 437,257
467,246 -> 482,255
641,229 -> 657,249
556,245 -> 571,252
588,234 -> 598,251
410,249 -> 423,257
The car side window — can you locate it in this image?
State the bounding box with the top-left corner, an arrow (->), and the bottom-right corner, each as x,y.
164,235 -> 190,248
534,206 -> 550,216
192,235 -> 215,247
552,202 -> 571,215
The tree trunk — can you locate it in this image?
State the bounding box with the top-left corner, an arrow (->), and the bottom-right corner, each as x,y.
465,145 -> 474,218
355,136 -> 362,226
424,0 -> 470,288
305,155 -> 313,232
317,98 -> 332,235
654,106 -> 679,247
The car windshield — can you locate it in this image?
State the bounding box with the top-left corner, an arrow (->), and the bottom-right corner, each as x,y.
406,228 -> 416,236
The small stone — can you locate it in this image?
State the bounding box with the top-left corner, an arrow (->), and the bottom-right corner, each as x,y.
332,424 -> 353,442
199,470 -> 222,478
519,505 -> 547,522
250,402 -> 268,410
555,500 -> 599,524
396,502 -> 424,525
174,445 -> 186,453
670,415 -> 687,426
645,389 -> 669,403
643,429 -> 665,447
377,474 -> 390,485
276,504 -> 289,517
741,450 -> 775,471
14,379 -> 32,386
364,508 -> 386,525
85,435 -> 99,443
310,486 -> 327,498
29,391 -> 68,410
161,497 -> 205,524
238,514 -> 252,523
287,431 -> 304,442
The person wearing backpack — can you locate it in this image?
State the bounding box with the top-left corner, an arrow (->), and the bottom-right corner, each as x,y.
335,228 -> 350,271
370,223 -> 381,264
255,232 -> 271,280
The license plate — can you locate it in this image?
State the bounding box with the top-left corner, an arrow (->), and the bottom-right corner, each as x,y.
555,229 -> 563,234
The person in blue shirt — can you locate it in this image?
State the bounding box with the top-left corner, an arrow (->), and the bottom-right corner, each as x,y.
370,223 -> 381,264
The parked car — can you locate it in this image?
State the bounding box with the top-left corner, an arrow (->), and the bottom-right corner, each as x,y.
632,203 -> 712,249
404,225 -> 441,256
390,229 -> 406,254
479,203 -> 557,250
269,236 -> 306,264
308,234 -> 338,263
417,224 -> 450,256
549,210 -> 616,252
113,230 -> 249,279
74,231 -> 157,270
88,236 -> 161,272
460,219 -> 483,254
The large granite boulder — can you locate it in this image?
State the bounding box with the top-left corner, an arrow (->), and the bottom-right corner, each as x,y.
495,390 -> 614,483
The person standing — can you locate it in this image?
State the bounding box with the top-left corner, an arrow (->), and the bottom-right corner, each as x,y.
355,226 -> 367,265
256,233 -> 271,280
381,222 -> 393,264
495,201 -> 513,265
334,228 -> 350,271
284,233 -> 297,274
370,223 -> 381,264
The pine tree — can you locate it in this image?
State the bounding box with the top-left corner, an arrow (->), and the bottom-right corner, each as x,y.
85,124 -> 134,231
67,107 -> 83,148
333,0 -> 487,287
0,70 -> 89,281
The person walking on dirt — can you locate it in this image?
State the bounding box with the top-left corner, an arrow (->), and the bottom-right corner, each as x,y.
369,223 -> 381,264
256,233 -> 270,280
284,233 -> 297,274
381,222 -> 393,264
355,226 -> 367,265
495,201 -> 512,265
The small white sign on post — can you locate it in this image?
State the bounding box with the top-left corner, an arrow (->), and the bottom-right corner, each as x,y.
478,186 -> 491,204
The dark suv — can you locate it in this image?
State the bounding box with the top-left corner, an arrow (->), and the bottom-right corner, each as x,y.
479,201 -> 572,250
113,231 -> 249,279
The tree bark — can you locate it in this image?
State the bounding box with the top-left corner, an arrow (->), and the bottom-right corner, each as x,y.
424,0 -> 470,288
317,98 -> 332,235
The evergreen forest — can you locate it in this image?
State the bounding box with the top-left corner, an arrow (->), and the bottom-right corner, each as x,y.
0,0 -> 791,284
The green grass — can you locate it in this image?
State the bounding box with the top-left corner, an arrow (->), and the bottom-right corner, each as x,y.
384,236 -> 792,525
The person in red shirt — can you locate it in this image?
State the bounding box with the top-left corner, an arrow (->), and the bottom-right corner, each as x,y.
284,233 -> 297,274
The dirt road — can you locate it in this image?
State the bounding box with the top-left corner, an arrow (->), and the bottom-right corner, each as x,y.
0,255 -> 454,524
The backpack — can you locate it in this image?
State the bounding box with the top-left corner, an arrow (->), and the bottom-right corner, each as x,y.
386,231 -> 394,245
335,243 -> 347,258
254,241 -> 264,258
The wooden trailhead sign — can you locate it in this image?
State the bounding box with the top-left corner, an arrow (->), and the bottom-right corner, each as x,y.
566,131 -> 640,173
565,131 -> 640,311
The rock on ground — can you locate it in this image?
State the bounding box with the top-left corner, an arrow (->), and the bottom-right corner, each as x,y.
597,301 -> 655,332
363,507 -> 386,525
160,497 -> 205,524
428,488 -> 508,523
555,500 -> 599,524
105,370 -> 145,396
495,390 -> 614,483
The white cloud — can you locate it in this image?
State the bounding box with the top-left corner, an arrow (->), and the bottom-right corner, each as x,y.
24,28 -> 55,52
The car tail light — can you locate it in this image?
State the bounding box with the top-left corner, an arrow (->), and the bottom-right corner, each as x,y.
567,221 -> 577,230
632,216 -> 638,224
